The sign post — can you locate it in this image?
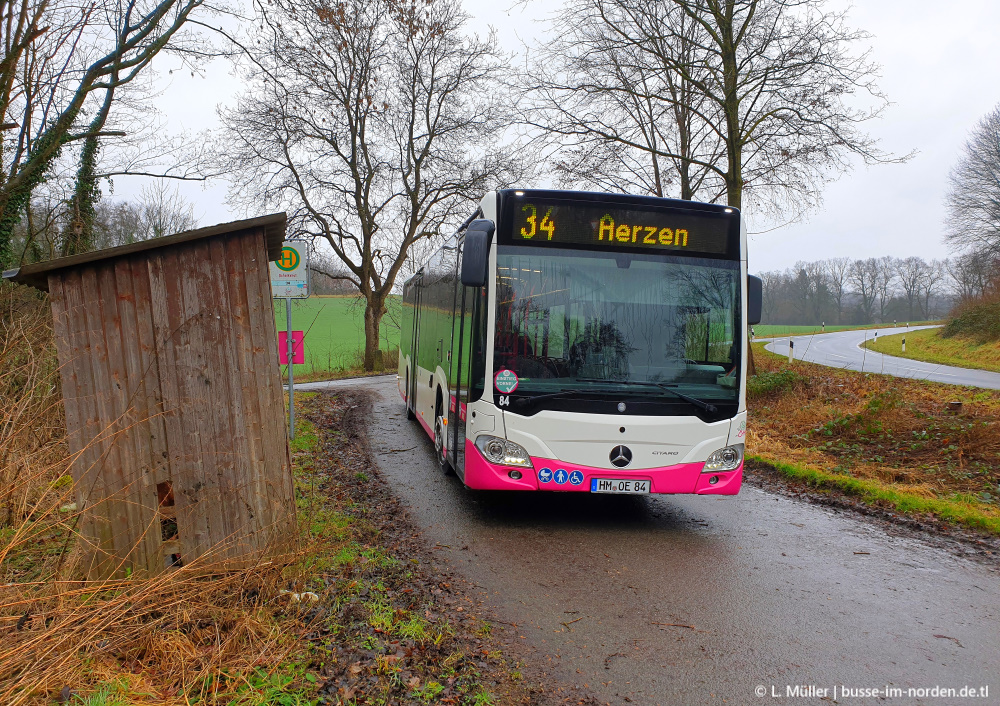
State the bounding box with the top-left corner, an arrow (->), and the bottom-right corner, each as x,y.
287,301 -> 294,439
270,240 -> 310,440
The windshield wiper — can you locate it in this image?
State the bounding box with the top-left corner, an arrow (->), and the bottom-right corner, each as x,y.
509,388 -> 592,404
574,378 -> 718,413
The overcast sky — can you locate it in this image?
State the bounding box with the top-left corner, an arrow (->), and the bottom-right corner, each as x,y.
135,0 -> 1000,274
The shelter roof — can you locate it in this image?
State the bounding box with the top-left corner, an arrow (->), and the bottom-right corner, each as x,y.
2,212 -> 287,291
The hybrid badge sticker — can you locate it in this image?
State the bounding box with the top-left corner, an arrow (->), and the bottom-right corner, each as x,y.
494,369 -> 519,394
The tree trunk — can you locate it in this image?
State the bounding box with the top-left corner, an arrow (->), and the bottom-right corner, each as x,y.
362,296 -> 386,371
63,134 -> 101,256
718,1 -> 743,210
64,84 -> 116,257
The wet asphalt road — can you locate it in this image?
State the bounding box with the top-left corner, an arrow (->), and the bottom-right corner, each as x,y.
302,376 -> 999,705
762,326 -> 1000,390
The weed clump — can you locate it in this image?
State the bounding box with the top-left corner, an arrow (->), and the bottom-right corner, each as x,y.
747,368 -> 804,399
943,298 -> 1000,343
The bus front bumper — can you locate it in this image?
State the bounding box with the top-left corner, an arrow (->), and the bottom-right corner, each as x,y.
464,440 -> 742,494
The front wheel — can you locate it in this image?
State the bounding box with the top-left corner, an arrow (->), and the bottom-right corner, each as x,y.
434,415 -> 452,475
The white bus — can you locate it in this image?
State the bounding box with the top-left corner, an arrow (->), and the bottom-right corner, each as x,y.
398,189 -> 761,494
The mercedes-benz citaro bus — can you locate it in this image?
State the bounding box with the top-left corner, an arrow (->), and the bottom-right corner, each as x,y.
398,189 -> 762,495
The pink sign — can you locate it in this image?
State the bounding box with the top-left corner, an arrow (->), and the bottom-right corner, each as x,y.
279,331 -> 304,364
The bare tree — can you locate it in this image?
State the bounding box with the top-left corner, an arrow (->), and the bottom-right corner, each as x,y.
0,0 -> 210,265
530,0 -> 904,217
917,259 -> 946,320
872,255 -> 896,322
8,189 -> 70,263
221,0 -> 521,370
945,103 -> 1000,260
895,256 -> 931,322
757,255 -> 951,325
946,253 -> 998,304
802,260 -> 831,322
132,181 -> 198,239
823,256 -> 851,323
525,0 -> 724,200
9,177 -> 198,261
759,270 -> 780,322
65,107 -> 223,255
848,258 -> 879,323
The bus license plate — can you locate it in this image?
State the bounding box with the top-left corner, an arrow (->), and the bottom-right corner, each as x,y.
591,478 -> 650,494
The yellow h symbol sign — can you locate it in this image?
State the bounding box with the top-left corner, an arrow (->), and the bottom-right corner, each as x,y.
277,246 -> 299,271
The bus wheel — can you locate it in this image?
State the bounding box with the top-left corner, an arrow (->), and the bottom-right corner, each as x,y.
434,413 -> 452,475
405,370 -> 415,420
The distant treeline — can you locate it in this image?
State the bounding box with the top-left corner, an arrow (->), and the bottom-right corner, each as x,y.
757,253 -> 993,326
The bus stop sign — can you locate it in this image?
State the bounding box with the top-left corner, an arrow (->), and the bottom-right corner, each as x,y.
270,241 -> 309,298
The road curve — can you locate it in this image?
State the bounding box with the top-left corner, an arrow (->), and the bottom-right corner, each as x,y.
763,325 -> 1000,389
302,375 -> 999,705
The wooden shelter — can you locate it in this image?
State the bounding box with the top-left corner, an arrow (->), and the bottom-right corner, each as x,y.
3,214 -> 296,577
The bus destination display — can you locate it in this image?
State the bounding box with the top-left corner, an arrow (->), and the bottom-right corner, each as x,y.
507,199 -> 732,255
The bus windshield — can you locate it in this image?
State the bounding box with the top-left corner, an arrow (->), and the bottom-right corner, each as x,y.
494,246 -> 741,412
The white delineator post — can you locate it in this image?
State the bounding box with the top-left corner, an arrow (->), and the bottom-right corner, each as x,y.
788,338 -> 794,363
902,337 -> 906,353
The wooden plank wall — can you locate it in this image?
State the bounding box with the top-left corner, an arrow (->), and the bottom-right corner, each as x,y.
47,228 -> 294,578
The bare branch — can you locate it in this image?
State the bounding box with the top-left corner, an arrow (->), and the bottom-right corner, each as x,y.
219,0 -> 524,370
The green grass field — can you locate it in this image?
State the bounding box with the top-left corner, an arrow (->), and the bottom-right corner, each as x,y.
271,298 -> 937,379
755,321 -> 938,338
864,327 -> 1000,373
273,295 -> 401,376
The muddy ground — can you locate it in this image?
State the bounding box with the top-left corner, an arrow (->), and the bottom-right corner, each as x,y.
303,389 -> 605,705
744,460 -> 1000,564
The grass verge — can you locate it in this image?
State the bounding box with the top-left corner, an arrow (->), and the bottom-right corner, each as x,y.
294,390 -> 547,705
748,455 -> 1000,536
863,327 -> 1000,374
748,342 -> 1000,537
286,364 -> 397,385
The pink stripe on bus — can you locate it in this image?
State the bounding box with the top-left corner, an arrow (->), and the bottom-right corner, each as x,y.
417,413 -> 434,440
462,441 -> 742,495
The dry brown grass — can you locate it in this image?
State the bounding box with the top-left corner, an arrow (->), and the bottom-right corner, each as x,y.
0,557 -> 307,704
0,284 -> 66,533
0,283 -> 319,705
749,343 -> 1000,509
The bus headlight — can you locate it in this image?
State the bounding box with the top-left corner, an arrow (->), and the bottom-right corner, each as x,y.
703,444 -> 744,472
476,435 -> 533,468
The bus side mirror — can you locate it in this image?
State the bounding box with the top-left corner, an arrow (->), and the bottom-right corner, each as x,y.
747,274 -> 762,326
461,219 -> 495,287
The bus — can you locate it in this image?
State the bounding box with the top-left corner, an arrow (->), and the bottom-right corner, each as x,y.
398,189 -> 761,495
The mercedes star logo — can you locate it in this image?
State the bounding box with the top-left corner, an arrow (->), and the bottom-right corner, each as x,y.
610,445 -> 632,468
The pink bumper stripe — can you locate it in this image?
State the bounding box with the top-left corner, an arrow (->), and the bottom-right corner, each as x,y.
417,413 -> 434,440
